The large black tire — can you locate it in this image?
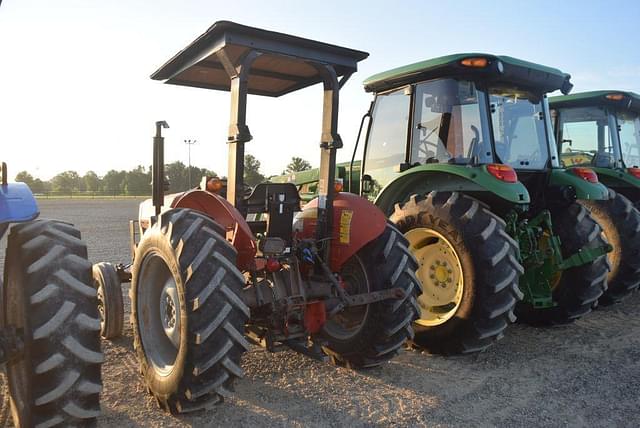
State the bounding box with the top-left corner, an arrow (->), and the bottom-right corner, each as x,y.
390,192 -> 523,355
320,224 -> 420,368
582,190 -> 640,304
93,262 -> 124,339
131,208 -> 249,414
3,219 -> 102,427
517,203 -> 609,324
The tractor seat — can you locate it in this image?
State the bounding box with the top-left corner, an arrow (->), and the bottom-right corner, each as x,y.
244,183 -> 301,244
244,183 -> 301,214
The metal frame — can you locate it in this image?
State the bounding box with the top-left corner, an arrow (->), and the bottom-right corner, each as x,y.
151,21 -> 368,257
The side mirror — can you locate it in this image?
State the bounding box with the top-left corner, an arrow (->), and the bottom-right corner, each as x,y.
361,174 -> 373,194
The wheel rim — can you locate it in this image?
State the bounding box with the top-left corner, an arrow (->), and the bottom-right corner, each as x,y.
95,281 -> 106,333
323,256 -> 370,341
137,252 -> 181,377
405,228 -> 464,327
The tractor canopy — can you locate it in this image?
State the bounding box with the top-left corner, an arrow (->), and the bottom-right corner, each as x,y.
550,90 -> 640,186
363,53 -> 573,95
151,20 -> 369,97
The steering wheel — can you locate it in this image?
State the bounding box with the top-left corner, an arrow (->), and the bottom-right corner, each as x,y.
416,123 -> 442,160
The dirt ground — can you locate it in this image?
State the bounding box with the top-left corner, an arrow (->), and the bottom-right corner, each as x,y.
1,199 -> 639,427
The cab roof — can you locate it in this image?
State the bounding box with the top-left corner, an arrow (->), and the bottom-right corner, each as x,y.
363,53 -> 572,95
151,21 -> 369,97
549,90 -> 640,113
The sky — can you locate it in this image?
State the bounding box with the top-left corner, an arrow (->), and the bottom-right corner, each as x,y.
1,0 -> 639,181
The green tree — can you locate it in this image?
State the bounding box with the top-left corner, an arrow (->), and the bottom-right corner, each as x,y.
14,171 -> 35,187
165,161 -> 187,192
30,178 -> 45,194
125,165 -> 151,195
103,170 -> 126,194
244,154 -> 265,186
52,171 -> 80,193
285,157 -> 312,173
83,171 -> 101,192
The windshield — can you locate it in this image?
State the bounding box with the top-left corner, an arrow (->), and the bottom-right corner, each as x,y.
362,87 -> 411,193
617,110 -> 640,168
556,106 -> 619,168
489,88 -> 549,170
411,79 -> 492,165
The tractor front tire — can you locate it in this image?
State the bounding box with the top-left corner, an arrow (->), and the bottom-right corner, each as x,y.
320,224 -> 420,368
582,190 -> 640,304
93,262 -> 124,339
4,219 -> 103,427
391,192 -> 523,355
131,208 -> 250,414
517,203 -> 608,324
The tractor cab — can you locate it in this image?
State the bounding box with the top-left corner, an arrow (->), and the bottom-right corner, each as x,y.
359,53 -> 611,215
550,91 -> 640,203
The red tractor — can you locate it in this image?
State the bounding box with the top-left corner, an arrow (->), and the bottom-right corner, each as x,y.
95,21 -> 420,413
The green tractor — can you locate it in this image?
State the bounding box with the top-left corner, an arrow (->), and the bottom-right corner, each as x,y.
278,54 -> 614,354
550,91 -> 640,303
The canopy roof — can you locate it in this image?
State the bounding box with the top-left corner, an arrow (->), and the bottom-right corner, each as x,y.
550,90 -> 640,113
151,21 -> 369,97
363,53 -> 572,95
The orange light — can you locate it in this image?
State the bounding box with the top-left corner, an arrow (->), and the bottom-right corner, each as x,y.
206,178 -> 224,193
570,167 -> 599,183
627,167 -> 640,179
605,93 -> 625,101
461,57 -> 489,68
334,178 -> 344,192
486,164 -> 518,183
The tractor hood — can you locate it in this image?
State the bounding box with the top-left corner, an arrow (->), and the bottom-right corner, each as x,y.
364,53 -> 572,95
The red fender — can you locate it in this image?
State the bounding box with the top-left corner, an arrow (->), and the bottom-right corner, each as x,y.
298,192 -> 386,271
172,190 -> 257,271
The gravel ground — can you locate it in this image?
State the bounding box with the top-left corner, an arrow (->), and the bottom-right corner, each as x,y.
1,198 -> 639,427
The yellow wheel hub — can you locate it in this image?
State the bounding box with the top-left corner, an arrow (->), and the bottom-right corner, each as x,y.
405,228 -> 464,327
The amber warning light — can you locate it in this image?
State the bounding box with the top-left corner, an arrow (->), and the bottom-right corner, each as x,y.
486,164 -> 518,183
605,93 -> 625,101
460,57 -> 489,68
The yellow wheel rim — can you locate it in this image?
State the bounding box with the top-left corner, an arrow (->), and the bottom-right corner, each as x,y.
405,228 -> 464,327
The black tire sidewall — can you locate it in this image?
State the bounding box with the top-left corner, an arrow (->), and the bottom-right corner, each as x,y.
132,227 -> 189,399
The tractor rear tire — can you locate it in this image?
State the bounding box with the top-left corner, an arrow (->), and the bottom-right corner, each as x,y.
517,203 -> 608,324
390,192 -> 523,355
131,208 -> 250,414
93,262 -> 124,339
4,219 -> 102,427
582,190 -> 640,304
320,224 -> 420,368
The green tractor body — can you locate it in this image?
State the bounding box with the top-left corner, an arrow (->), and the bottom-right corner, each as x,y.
550,90 -> 640,204
278,53 -> 614,353
549,90 -> 640,302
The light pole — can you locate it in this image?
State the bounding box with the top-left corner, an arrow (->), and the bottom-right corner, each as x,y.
184,139 -> 197,188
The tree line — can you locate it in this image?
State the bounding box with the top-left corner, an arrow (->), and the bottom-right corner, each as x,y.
14,155 -> 312,195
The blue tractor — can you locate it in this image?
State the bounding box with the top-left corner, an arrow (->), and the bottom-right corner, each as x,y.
0,162 -> 102,426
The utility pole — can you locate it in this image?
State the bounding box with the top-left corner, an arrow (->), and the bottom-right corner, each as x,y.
184,139 -> 197,188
